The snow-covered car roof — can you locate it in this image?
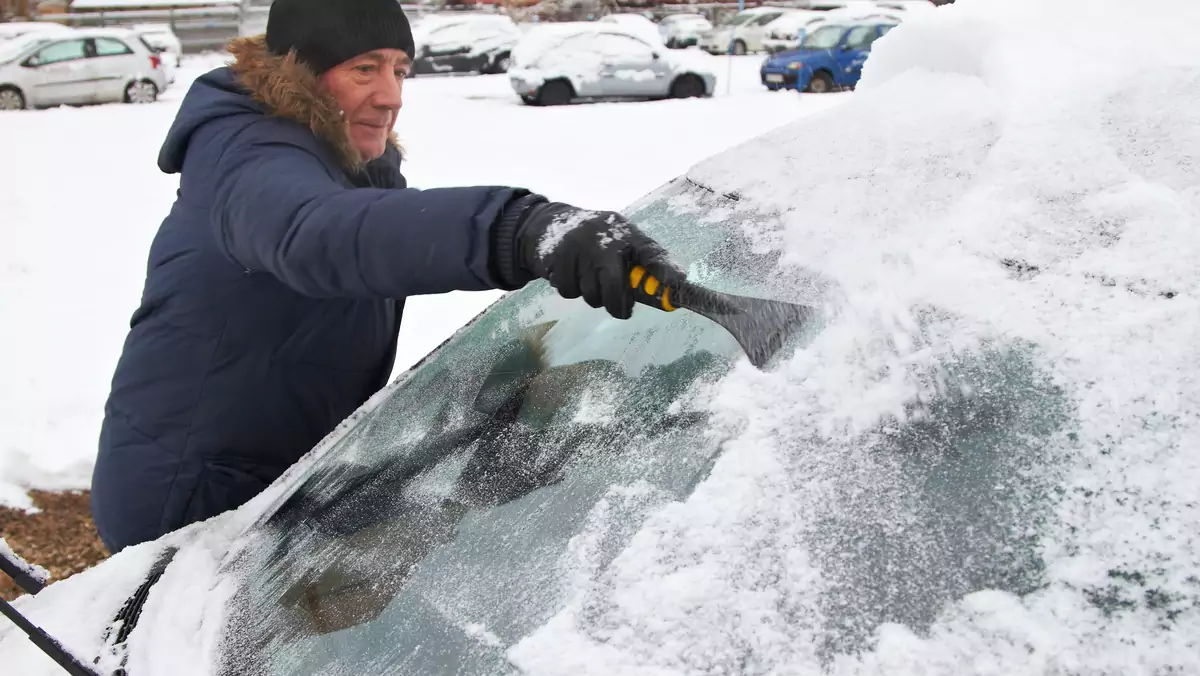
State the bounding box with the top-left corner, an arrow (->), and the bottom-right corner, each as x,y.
5,0 -> 1200,673
0,21 -> 73,40
414,14 -> 521,54
598,13 -> 664,45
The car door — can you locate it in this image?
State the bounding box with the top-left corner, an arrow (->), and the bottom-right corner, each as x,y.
89,36 -> 139,102
589,32 -> 669,98
832,24 -> 878,86
20,38 -> 92,106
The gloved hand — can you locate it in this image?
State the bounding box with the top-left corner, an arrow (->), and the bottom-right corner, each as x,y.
491,194 -> 686,319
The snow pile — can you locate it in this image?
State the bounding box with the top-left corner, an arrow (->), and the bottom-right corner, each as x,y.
510,0 -> 1200,673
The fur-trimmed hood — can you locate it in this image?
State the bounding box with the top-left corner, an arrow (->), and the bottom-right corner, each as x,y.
157,35 -> 400,175
227,35 -> 399,173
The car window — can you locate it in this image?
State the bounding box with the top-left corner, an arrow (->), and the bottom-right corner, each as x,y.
93,37 -> 133,57
29,39 -> 86,65
217,180 -> 794,674
877,23 -> 896,37
844,25 -> 878,49
800,24 -> 845,49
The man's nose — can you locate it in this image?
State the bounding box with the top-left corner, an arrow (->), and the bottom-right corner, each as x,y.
372,74 -> 403,110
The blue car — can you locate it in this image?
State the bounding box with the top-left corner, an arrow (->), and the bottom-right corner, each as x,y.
760,19 -> 898,93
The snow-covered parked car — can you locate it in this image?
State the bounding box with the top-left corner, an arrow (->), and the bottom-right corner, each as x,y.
0,27 -> 168,111
410,14 -> 522,76
507,23 -> 715,106
658,12 -> 712,49
5,2 -> 1200,674
698,6 -> 787,55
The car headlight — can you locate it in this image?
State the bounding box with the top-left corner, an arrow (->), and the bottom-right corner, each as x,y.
787,62 -> 802,70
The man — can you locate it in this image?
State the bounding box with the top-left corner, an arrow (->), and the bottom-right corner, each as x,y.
91,0 -> 684,553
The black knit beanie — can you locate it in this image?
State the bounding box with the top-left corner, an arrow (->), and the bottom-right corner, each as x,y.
266,0 -> 415,75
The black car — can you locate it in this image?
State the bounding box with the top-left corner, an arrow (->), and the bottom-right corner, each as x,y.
411,15 -> 522,76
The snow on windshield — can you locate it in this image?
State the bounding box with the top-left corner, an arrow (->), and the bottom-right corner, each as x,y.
510,0 -> 1200,672
0,33 -> 51,63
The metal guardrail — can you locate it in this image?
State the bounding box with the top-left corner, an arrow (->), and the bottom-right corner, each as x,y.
37,6 -> 241,52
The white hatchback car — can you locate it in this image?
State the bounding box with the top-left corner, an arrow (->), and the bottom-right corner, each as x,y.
0,27 -> 168,111
508,23 -> 716,105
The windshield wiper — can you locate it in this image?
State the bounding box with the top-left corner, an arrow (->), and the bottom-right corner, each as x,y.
1,545 -> 103,676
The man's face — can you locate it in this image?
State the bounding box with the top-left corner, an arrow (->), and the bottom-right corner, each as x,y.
319,48 -> 411,162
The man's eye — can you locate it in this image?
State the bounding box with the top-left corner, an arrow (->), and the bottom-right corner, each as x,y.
394,69 -> 408,80
355,64 -> 375,74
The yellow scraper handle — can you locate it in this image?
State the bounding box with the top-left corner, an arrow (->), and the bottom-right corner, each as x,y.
630,265 -> 676,312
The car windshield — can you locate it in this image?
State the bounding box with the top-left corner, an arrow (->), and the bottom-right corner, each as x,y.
217,174 -> 1068,674
217,179 -> 775,673
0,33 -> 49,63
801,24 -> 847,49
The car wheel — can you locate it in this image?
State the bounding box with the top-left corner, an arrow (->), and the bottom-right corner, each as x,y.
521,95 -> 537,105
806,71 -> 834,94
536,79 -> 573,106
124,80 -> 158,104
0,86 -> 25,111
732,40 -> 747,56
669,74 -> 706,99
492,54 -> 512,73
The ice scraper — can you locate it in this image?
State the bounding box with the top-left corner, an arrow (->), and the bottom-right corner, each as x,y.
629,265 -> 815,369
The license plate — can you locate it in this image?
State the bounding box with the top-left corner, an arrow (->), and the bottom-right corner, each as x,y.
766,74 -> 784,83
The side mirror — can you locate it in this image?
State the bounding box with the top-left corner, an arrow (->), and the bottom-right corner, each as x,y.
22,56 -> 40,67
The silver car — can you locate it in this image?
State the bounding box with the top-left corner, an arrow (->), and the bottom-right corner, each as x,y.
508,24 -> 716,106
0,27 -> 169,110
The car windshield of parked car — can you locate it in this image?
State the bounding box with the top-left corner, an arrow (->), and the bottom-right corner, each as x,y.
801,24 -> 846,49
0,33 -> 49,63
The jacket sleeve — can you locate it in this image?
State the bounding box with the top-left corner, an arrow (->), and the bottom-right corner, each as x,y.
210,133 -> 521,299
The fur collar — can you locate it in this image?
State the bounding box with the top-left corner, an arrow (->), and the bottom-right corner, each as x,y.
228,35 -> 401,174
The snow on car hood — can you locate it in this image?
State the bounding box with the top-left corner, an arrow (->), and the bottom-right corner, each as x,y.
509,0 -> 1200,673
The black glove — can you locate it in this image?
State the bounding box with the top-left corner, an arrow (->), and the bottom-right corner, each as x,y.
490,194 -> 685,320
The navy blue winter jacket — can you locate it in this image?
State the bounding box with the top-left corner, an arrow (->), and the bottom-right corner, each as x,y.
92,37 -> 525,553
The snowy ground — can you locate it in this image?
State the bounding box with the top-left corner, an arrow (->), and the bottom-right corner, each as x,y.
0,54 -> 849,509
